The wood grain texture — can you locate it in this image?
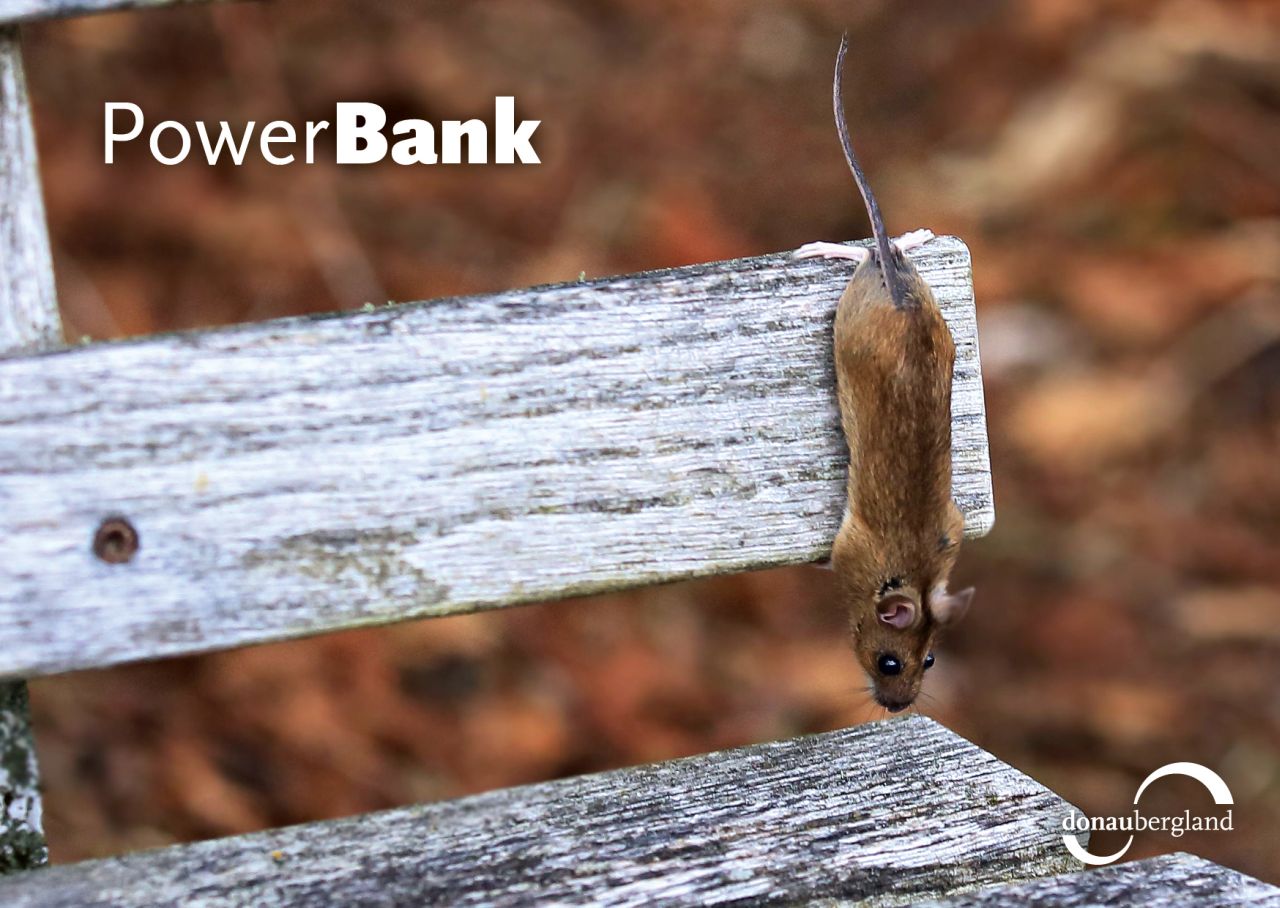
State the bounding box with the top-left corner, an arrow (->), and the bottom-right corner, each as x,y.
0,0 -> 224,25
0,29 -> 58,355
0,28 -> 56,873
0,684 -> 45,873
0,717 -> 1079,907
0,235 -> 992,679
914,852 -> 1280,906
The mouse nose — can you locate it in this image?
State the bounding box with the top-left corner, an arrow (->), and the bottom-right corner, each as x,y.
875,694 -> 911,713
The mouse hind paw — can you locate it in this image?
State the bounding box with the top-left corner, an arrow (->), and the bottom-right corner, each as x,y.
794,231 -> 933,262
893,229 -> 935,252
793,241 -> 870,263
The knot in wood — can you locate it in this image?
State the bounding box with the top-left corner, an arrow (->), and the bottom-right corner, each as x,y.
93,517 -> 138,564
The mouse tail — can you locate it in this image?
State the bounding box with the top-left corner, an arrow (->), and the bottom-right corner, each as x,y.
833,33 -> 911,309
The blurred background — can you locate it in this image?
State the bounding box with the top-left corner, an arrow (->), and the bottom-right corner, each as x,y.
16,0 -> 1280,884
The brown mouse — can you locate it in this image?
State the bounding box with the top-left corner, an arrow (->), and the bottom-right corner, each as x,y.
795,34 -> 974,713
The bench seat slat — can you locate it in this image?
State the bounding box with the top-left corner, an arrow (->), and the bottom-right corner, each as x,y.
916,852 -> 1280,906
0,717 -> 1078,907
0,236 -> 992,679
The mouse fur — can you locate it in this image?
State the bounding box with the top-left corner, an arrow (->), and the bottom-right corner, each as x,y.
804,34 -> 975,711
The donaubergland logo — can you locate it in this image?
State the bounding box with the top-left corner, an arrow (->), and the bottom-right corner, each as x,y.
1063,762 -> 1234,866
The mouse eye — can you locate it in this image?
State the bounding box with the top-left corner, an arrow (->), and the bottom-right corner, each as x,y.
923,651 -> 935,671
876,654 -> 902,676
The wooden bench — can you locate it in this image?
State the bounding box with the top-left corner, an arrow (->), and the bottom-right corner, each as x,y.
2,3 -> 1278,904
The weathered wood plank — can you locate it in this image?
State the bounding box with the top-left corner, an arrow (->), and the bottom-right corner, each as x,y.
0,235 -> 991,679
0,26 -> 58,873
0,717 -> 1079,907
914,853 -> 1280,906
0,0 -> 225,26
0,683 -> 45,873
0,28 -> 58,354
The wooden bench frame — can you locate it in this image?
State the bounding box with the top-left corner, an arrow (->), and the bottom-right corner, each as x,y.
1,3 -> 1277,905
1,18 -> 60,874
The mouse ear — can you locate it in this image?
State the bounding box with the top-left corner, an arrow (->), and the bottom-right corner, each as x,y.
876,594 -> 918,629
932,586 -> 975,626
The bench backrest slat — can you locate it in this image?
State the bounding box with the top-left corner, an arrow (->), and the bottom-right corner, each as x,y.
0,237 -> 992,680
0,0 -> 221,26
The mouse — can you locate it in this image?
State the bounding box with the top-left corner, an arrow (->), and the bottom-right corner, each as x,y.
794,33 -> 974,713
